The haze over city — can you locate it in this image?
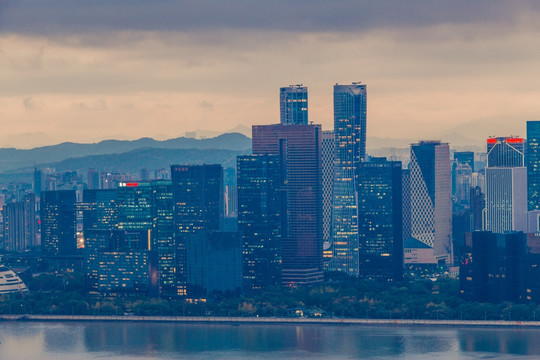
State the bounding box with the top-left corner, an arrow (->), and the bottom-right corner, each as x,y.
2,1 -> 540,147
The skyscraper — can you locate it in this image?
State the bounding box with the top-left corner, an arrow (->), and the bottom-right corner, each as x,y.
252,124 -> 323,285
331,82 -> 367,276
237,154 -> 283,290
3,193 -> 36,252
82,189 -> 117,232
485,137 -> 527,234
280,85 -> 308,125
356,158 -> 403,281
484,167 -> 527,233
321,130 -> 334,245
527,121 -> 540,210
171,164 -> 223,296
41,190 -> 77,257
487,137 -> 524,168
454,151 -> 475,172
409,141 -> 452,265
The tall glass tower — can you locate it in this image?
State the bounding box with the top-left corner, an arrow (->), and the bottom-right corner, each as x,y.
527,121 -> 540,210
280,85 -> 308,125
330,82 -> 367,276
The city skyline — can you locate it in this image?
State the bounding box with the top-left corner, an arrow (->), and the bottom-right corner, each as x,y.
2,1 -> 540,147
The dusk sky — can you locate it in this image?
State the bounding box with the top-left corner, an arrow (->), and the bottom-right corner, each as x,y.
1,1 -> 540,147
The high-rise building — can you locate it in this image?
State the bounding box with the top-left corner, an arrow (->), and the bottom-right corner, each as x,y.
280,85 -> 308,125
460,231 -> 527,303
171,164 -> 223,296
185,231 -> 242,298
87,169 -> 100,190
487,137 -> 524,168
402,169 -> 412,243
321,130 -> 334,245
115,181 -> 175,295
82,189 -> 117,232
356,158 -> 403,281
409,141 -> 452,265
484,167 -> 527,233
3,193 -> 36,252
252,124 -> 323,285
331,82 -> 367,276
527,121 -> 540,210
33,168 -> 42,197
454,164 -> 473,206
454,151 -> 475,172
237,154 -> 283,290
41,190 -> 77,257
150,180 -> 175,295
485,137 -> 527,234
84,229 -> 158,295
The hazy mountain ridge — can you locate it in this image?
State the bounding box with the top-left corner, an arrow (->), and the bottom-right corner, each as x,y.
0,147 -> 249,185
0,133 -> 251,173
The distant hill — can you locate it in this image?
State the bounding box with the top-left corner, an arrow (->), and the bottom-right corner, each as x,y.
0,133 -> 251,173
0,147 -> 249,185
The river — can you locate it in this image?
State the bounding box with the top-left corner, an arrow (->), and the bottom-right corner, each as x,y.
1,321 -> 539,359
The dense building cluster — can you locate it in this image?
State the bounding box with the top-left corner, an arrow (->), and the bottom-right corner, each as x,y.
2,84 -> 540,303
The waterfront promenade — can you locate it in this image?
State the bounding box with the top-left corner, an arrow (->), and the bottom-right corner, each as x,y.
2,314 -> 540,328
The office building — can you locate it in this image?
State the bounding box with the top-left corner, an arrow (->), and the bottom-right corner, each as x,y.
356,158 -> 403,281
280,85 -> 308,125
321,130 -> 334,245
402,169 -> 412,243
460,231 -> 527,303
33,168 -> 42,197
484,167 -> 527,233
41,190 -> 77,257
150,180 -> 175,295
331,82 -> 367,276
171,164 -> 223,296
454,151 -> 475,172
87,169 -> 100,190
409,141 -> 452,265
487,137 -> 524,168
185,231 -> 242,298
2,193 -> 36,252
252,124 -> 323,285
237,154 -> 282,290
82,189 -> 117,232
527,121 -> 540,210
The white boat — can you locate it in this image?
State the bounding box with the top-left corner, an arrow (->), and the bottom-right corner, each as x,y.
0,265 -> 29,294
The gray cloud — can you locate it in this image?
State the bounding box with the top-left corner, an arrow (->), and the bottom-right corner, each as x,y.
2,1 -> 540,35
22,97 -> 43,110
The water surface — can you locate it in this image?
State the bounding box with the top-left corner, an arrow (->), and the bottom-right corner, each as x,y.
1,321 -> 539,359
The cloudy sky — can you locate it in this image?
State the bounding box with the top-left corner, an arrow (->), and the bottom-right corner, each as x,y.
1,1 -> 540,147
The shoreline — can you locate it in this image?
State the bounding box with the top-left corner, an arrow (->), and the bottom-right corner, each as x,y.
1,314 -> 540,328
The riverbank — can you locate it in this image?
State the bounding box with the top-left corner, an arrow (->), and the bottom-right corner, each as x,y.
2,314 -> 540,328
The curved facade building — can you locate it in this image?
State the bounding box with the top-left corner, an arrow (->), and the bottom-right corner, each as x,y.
0,265 -> 29,294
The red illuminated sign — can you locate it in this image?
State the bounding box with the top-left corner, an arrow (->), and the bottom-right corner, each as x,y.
125,182 -> 139,187
506,138 -> 523,144
487,139 -> 497,144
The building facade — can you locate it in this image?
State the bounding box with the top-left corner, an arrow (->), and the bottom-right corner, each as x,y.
280,85 -> 308,125
527,121 -> 540,210
41,190 -> 77,257
252,124 -> 323,285
409,141 -> 452,265
171,164 -> 223,295
356,158 -> 403,281
237,154 -> 283,290
331,82 -> 367,276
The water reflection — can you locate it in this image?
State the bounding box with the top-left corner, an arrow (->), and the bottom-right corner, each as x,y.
1,322 -> 540,359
